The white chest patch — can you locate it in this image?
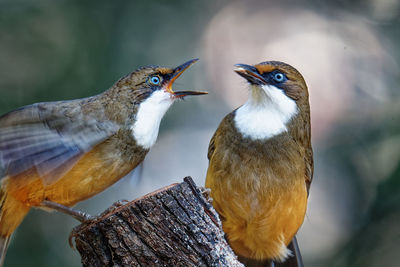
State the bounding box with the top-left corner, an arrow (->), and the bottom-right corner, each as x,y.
130,90 -> 174,149
234,85 -> 298,140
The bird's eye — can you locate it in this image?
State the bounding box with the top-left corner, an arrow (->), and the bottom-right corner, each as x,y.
149,76 -> 161,85
273,72 -> 285,83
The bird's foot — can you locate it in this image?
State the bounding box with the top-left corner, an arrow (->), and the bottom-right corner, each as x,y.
40,200 -> 96,249
98,199 -> 130,217
199,187 -> 213,203
67,199 -> 130,249
40,200 -> 95,222
68,223 -> 84,249
68,218 -> 100,249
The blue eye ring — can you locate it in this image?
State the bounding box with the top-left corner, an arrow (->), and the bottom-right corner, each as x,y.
149,76 -> 161,85
273,72 -> 285,83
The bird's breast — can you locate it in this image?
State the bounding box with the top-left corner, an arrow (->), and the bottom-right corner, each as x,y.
206,130 -> 307,260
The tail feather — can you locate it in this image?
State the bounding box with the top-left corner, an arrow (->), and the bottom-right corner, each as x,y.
0,236 -> 10,267
0,183 -> 30,266
0,187 -> 10,267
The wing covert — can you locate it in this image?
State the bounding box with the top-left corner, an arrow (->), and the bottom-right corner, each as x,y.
0,101 -> 119,184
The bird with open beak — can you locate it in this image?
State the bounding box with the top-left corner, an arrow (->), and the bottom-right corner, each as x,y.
0,58 -> 207,265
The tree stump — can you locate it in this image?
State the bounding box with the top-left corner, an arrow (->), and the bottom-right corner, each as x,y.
71,177 -> 243,267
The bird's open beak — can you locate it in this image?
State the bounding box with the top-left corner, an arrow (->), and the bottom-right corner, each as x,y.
234,64 -> 267,85
165,58 -> 208,98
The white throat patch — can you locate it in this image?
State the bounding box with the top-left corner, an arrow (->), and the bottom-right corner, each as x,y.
130,90 -> 174,149
234,84 -> 298,140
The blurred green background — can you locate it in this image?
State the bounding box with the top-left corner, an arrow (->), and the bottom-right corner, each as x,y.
0,0 -> 399,266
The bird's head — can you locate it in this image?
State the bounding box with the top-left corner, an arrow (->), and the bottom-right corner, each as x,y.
233,61 -> 310,140
114,58 -> 207,104
234,61 -> 309,110
110,59 -> 206,149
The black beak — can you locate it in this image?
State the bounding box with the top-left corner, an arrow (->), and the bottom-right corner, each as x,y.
172,91 -> 208,97
165,58 -> 208,98
234,64 -> 267,85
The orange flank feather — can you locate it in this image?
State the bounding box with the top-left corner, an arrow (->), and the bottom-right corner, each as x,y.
0,137 -> 140,238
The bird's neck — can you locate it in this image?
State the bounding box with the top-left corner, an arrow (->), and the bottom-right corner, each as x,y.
234,85 -> 298,140
93,88 -> 174,149
130,90 -> 174,149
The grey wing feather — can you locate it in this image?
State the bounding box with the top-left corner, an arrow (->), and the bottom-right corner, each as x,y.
207,131 -> 217,161
207,113 -> 234,161
305,147 -> 313,195
0,101 -> 119,185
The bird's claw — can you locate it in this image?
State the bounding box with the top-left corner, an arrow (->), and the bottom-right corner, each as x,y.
111,199 -> 130,208
199,187 -> 213,203
68,215 -> 97,249
68,199 -> 131,249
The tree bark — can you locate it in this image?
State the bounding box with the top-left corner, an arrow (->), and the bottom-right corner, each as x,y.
71,177 -> 243,267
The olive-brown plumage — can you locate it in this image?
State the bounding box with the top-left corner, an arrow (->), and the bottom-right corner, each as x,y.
206,61 -> 313,265
0,59 -> 206,265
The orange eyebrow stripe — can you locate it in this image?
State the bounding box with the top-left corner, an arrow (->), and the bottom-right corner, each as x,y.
254,64 -> 276,74
157,68 -> 174,75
